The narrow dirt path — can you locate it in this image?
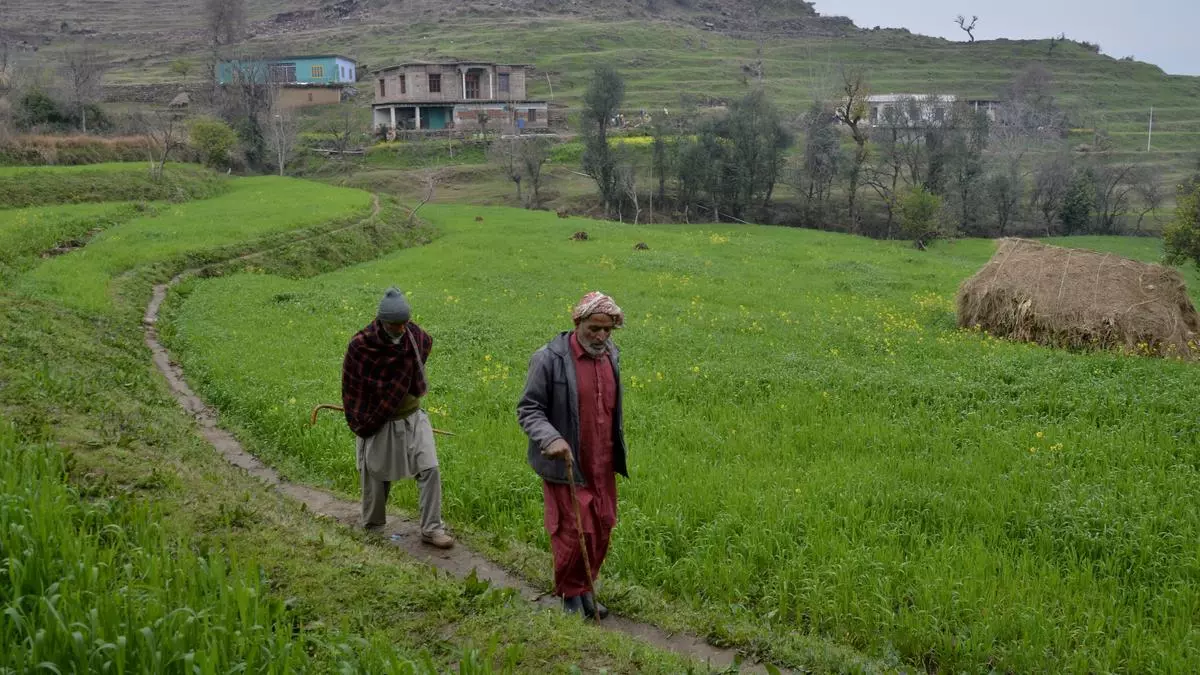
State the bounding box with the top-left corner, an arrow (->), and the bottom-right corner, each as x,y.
142,197 -> 790,674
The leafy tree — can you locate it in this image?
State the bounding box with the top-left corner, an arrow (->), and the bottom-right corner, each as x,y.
899,185 -> 944,248
580,65 -> 625,216
719,88 -> 792,218
796,100 -> 841,220
188,117 -> 238,168
1164,179 -> 1200,269
1059,167 -> 1096,235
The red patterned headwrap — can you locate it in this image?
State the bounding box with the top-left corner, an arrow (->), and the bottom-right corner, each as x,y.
572,291 -> 624,327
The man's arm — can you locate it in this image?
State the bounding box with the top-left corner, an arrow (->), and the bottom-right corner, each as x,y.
517,349 -> 567,454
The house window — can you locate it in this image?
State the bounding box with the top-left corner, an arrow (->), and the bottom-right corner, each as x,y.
528,108 -> 537,122
400,75 -> 406,94
465,71 -> 480,99
498,73 -> 510,93
428,73 -> 441,93
269,63 -> 297,83
379,78 -> 386,96
311,64 -> 325,78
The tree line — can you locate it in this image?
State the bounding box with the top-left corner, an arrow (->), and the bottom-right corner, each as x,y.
562,63 -> 1173,245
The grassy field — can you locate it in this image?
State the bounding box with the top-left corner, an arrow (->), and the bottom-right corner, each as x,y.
0,166 -> 707,673
15,176 -> 373,313
0,201 -> 156,279
165,203 -> 1200,672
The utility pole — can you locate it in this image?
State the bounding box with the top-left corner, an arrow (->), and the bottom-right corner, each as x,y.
1147,106 -> 1154,152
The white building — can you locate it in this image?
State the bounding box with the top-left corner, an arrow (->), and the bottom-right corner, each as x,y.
866,94 -> 999,127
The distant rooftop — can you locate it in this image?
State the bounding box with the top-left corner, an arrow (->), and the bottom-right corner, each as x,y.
373,61 -> 532,73
221,54 -> 357,64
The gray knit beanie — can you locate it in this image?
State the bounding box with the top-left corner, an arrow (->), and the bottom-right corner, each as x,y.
377,287 -> 412,323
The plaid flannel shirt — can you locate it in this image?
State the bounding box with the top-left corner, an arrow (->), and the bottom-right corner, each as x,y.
341,319 -> 432,438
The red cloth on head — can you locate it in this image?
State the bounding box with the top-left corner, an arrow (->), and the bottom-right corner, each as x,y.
542,331 -> 619,597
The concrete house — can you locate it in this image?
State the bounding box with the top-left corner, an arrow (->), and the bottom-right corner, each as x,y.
372,62 -> 548,132
866,94 -> 999,127
216,55 -> 358,108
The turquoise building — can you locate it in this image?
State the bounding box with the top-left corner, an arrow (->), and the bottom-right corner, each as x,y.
216,55 -> 357,85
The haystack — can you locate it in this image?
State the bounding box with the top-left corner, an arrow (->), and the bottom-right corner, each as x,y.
956,238 -> 1200,359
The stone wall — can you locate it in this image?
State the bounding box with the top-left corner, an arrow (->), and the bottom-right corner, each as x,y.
102,83 -> 211,106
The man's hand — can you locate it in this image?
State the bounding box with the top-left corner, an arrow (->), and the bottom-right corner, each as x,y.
541,438 -> 570,460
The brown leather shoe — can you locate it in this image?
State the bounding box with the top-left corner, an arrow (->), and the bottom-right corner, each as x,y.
421,531 -> 455,549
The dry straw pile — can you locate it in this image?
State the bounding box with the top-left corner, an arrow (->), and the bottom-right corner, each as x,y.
957,238 -> 1200,359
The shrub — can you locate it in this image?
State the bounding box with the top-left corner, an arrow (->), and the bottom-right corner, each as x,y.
1164,179 -> 1200,269
188,118 -> 238,169
899,185 -> 945,246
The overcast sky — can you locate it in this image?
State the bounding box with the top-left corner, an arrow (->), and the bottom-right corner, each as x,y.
811,0 -> 1199,76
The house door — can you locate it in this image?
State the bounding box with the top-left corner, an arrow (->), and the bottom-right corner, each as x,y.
465,71 -> 480,99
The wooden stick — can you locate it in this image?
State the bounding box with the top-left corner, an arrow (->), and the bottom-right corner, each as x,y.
308,403 -> 455,436
564,451 -> 600,623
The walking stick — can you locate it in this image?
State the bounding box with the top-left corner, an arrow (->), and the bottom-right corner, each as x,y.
563,451 -> 600,623
308,404 -> 455,435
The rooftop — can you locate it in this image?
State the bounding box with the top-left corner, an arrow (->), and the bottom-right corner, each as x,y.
373,62 -> 532,73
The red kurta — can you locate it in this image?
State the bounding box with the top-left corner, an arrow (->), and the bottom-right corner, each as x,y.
543,332 -> 618,597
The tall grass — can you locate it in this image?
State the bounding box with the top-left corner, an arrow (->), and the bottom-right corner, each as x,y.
0,420 -> 302,672
168,204 -> 1200,672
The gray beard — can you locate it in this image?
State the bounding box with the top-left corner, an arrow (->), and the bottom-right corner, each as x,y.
581,341 -> 608,357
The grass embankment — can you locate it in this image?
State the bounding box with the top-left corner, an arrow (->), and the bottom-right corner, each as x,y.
1,170 -> 694,673
16,177 -> 373,314
168,203 -> 1200,672
0,163 -> 226,208
0,202 -> 156,280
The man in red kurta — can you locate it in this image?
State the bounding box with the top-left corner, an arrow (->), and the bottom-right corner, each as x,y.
517,292 -> 629,618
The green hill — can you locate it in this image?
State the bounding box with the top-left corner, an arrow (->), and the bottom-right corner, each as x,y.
7,1 -> 1198,212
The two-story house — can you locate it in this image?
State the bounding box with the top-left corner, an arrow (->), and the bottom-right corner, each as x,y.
216,55 -> 358,108
371,62 -> 548,132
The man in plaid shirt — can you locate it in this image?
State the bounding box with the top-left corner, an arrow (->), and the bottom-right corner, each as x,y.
342,287 -> 453,549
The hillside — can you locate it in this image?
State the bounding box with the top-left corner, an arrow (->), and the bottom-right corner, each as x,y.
6,0 -> 1200,187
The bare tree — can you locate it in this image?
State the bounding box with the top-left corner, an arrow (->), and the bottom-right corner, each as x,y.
488,136 -> 523,204
1131,168 -> 1165,233
408,171 -> 439,227
795,100 -> 841,221
520,136 -> 552,208
324,104 -> 364,173
987,164 -> 1023,236
835,67 -> 871,230
135,109 -> 185,179
955,15 -> 979,42
864,103 -> 909,237
1047,33 -> 1065,57
216,52 -> 273,169
60,44 -> 108,133
1092,162 -> 1137,234
204,0 -> 245,46
1027,151 -> 1075,235
477,110 -> 490,141
619,162 -> 641,224
264,109 -> 299,176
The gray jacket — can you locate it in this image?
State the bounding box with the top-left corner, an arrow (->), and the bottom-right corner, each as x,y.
517,331 -> 629,485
